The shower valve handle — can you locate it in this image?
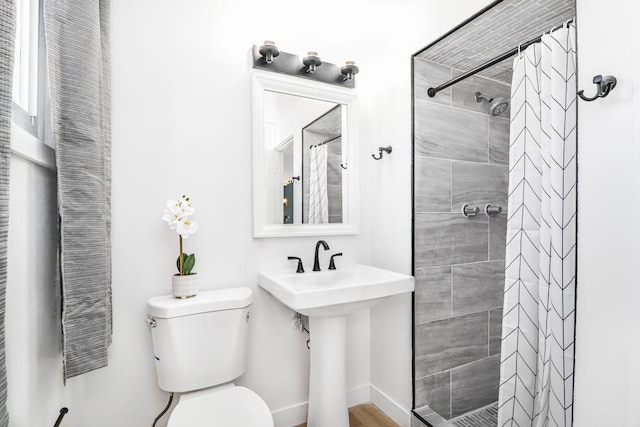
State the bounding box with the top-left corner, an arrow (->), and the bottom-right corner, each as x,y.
461,204 -> 479,218
484,204 -> 503,216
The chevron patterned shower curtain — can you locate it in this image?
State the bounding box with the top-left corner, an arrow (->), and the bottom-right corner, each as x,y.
498,24 -> 577,427
308,145 -> 328,224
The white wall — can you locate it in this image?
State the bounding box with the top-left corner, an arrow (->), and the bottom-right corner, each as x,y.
6,126 -> 64,426
573,0 -> 640,425
366,0 -> 493,422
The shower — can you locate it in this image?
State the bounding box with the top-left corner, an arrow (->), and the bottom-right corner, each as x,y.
474,91 -> 510,117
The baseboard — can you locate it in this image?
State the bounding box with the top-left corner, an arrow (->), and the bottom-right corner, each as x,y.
271,401 -> 308,427
271,384 -> 371,427
347,384 -> 371,407
370,384 -> 411,427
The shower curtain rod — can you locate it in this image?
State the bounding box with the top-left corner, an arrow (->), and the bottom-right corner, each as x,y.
309,134 -> 341,149
426,18 -> 574,98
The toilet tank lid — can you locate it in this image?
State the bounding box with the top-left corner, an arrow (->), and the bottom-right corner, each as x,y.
147,287 -> 252,318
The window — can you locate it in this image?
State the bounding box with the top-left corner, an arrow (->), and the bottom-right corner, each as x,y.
12,0 -> 39,118
11,0 -> 55,167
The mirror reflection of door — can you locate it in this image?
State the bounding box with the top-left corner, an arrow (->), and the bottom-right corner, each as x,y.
263,90 -> 343,225
283,181 -> 294,224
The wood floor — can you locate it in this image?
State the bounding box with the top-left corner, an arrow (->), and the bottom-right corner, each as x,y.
294,403 -> 399,427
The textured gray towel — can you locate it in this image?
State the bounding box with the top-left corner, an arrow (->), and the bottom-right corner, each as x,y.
0,1 -> 15,424
45,0 -> 112,380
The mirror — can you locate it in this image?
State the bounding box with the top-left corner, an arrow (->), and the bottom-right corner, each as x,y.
252,70 -> 358,237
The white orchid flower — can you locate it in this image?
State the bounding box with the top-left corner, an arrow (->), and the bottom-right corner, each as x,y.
163,196 -> 197,232
162,205 -> 180,229
178,196 -> 195,217
176,218 -> 199,239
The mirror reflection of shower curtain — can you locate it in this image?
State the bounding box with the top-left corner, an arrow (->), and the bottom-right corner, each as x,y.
308,145 -> 328,224
498,23 -> 576,427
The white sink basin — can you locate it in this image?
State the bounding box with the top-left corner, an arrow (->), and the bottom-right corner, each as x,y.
258,263 -> 415,317
258,263 -> 414,427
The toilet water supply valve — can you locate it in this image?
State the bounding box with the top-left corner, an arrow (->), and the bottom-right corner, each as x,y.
145,317 -> 156,328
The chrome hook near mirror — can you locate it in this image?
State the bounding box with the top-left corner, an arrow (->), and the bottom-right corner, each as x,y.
372,146 -> 392,160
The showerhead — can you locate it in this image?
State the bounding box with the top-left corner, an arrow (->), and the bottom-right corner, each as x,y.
474,91 -> 509,117
489,98 -> 509,116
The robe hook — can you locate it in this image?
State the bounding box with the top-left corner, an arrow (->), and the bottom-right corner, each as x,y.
578,74 -> 617,102
372,146 -> 392,160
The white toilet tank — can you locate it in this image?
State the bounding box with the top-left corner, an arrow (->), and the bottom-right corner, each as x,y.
147,287 -> 253,393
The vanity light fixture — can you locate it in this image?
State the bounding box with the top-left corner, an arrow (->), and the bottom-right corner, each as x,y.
340,61 -> 359,81
303,51 -> 322,73
258,40 -> 280,64
252,43 -> 357,88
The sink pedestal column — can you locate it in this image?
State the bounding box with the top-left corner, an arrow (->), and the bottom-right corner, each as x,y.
307,315 -> 349,427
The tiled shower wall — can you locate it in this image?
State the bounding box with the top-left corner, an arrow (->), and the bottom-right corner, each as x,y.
413,58 -> 510,421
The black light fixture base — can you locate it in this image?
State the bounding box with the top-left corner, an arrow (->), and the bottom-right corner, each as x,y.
253,45 -> 355,88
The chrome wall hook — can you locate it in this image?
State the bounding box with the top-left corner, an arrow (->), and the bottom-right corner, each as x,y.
340,162 -> 347,170
578,75 -> 617,102
372,146 -> 392,160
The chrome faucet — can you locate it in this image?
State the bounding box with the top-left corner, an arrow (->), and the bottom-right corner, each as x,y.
313,240 -> 330,271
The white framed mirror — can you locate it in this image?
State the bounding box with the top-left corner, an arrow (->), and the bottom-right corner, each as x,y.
251,70 -> 358,238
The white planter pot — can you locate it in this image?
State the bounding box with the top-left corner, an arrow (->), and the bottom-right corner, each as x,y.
172,273 -> 199,299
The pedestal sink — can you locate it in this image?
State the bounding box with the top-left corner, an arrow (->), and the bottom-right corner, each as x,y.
258,264 -> 414,427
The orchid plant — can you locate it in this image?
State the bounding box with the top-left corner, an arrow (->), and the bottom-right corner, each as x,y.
162,195 -> 199,276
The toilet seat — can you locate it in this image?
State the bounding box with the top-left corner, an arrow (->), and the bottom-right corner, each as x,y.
168,386 -> 274,427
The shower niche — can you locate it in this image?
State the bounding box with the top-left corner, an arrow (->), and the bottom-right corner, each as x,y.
411,0 -> 576,426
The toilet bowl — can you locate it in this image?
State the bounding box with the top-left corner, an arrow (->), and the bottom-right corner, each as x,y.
168,384 -> 273,427
147,288 -> 274,427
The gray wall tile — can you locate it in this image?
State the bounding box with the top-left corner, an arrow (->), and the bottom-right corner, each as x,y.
416,0 -> 575,86
415,213 -> 489,268
451,261 -> 505,316
415,311 -> 488,378
415,266 -> 451,324
451,161 -> 509,211
415,371 -> 451,419
415,100 -> 488,162
490,308 -> 503,356
451,355 -> 500,418
490,213 -> 507,260
451,72 -> 511,117
489,117 -> 510,165
414,156 -> 452,213
414,58 -> 451,106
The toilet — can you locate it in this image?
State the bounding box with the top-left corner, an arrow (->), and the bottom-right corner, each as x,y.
147,287 -> 274,427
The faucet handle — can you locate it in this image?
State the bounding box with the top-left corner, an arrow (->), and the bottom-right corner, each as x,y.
328,253 -> 343,270
287,256 -> 305,273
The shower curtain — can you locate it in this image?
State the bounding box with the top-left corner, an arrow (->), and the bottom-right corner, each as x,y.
498,23 -> 576,427
308,145 -> 328,224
